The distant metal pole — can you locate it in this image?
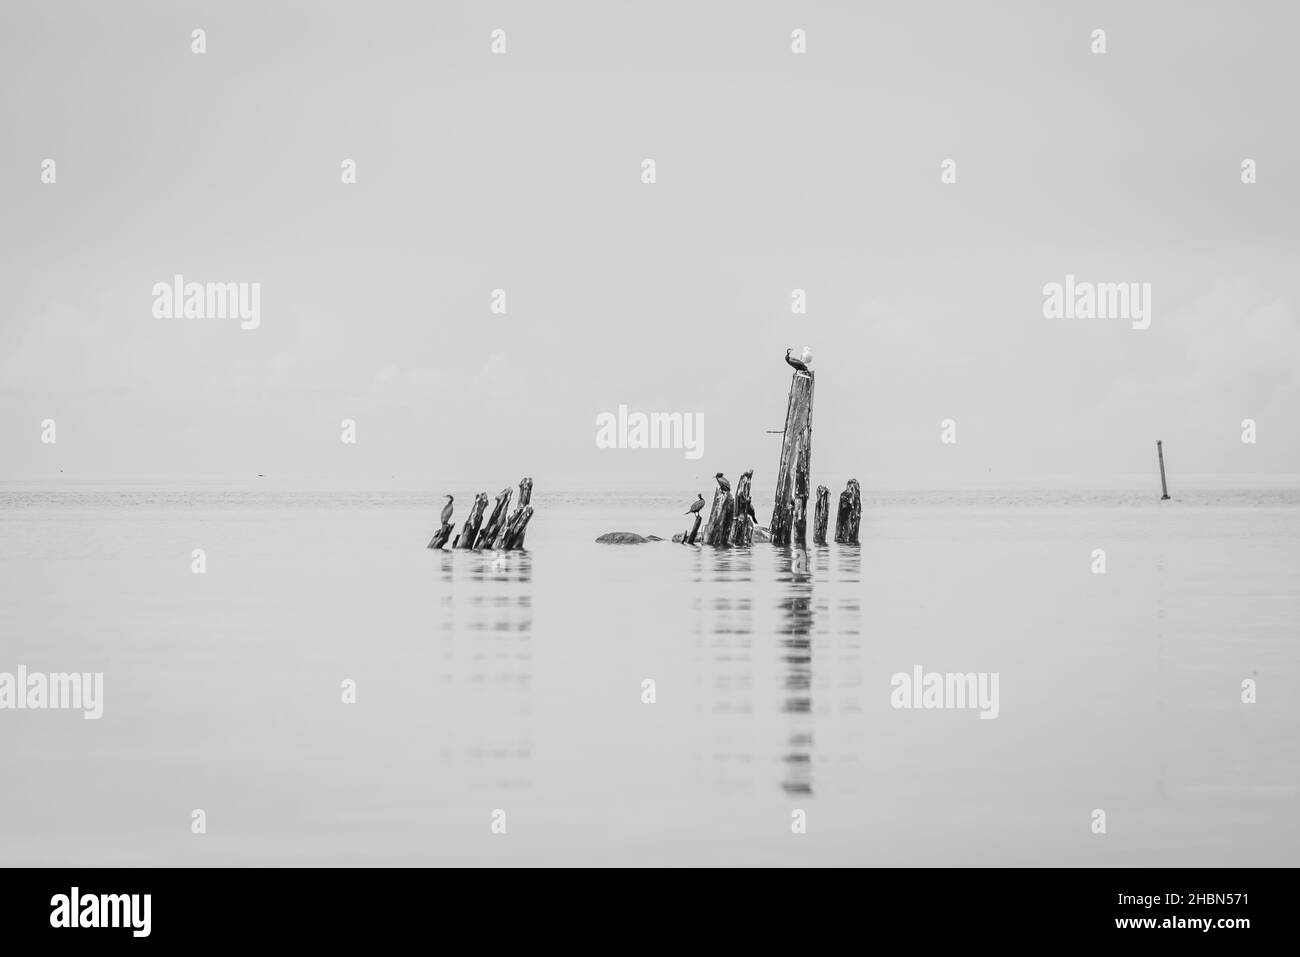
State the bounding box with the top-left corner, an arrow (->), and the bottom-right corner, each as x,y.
1157,440 -> 1171,501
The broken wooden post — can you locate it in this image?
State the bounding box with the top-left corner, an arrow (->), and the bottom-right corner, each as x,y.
813,485 -> 829,546
1156,441 -> 1171,501
503,477 -> 534,547
730,469 -> 755,546
833,479 -> 862,545
769,371 -> 814,546
501,505 -> 534,549
703,485 -> 735,547
427,522 -> 454,550
475,486 -> 513,549
684,513 -> 702,545
456,492 -> 490,549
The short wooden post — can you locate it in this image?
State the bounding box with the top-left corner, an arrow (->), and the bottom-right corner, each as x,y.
730,469 -> 755,546
506,477 -> 534,547
833,479 -> 862,545
703,486 -> 735,547
456,492 -> 490,549
475,487 -> 513,549
501,505 -> 534,549
812,485 -> 829,546
684,513 -> 702,545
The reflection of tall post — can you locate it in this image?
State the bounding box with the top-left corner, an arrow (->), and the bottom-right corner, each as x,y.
770,371 -> 814,546
1156,441 -> 1171,501
779,571 -> 814,796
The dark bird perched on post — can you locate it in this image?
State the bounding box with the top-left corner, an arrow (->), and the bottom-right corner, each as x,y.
715,472 -> 731,494
784,348 -> 811,374
685,494 -> 705,515
440,495 -> 454,526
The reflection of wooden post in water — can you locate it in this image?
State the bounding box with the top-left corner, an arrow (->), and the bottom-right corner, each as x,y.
1157,440 -> 1171,501
770,371 -> 814,546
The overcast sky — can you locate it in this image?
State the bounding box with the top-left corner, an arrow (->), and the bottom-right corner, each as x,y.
2,0 -> 1296,488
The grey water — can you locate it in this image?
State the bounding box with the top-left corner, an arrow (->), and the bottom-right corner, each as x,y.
1,480 -> 1297,866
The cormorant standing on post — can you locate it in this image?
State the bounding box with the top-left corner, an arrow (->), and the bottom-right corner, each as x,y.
440,495 -> 454,526
685,494 -> 705,515
715,472 -> 731,494
784,348 -> 811,374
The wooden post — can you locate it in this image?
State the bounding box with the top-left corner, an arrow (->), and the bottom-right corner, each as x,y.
730,469 -> 755,546
475,487 -> 513,549
770,371 -> 814,546
833,478 -> 862,545
1157,441 -> 1171,500
703,486 -> 735,547
685,513 -> 702,545
792,445 -> 810,548
505,477 -> 533,548
813,485 -> 829,546
501,505 -> 534,549
427,522 -> 454,550
457,492 -> 490,549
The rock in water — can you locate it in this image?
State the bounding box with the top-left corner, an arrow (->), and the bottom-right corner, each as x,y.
596,532 -> 649,544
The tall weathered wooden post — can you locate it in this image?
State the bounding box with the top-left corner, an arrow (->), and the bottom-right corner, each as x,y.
769,370 -> 814,546
1156,440 -> 1171,501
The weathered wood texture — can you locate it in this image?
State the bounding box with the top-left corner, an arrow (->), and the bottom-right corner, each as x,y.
1156,441 -> 1171,500
769,371 -> 814,546
505,477 -> 534,548
833,478 -> 862,545
475,487 -> 513,548
681,513 -> 702,545
792,444 -> 810,548
501,505 -> 534,549
702,486 -> 735,546
729,469 -> 755,546
456,492 -> 490,550
427,522 -> 454,550
813,485 -> 830,546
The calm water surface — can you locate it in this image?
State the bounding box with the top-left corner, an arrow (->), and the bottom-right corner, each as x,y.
1,481 -> 1297,865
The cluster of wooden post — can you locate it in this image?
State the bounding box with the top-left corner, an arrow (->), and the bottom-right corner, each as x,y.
427,477 -> 534,550
683,469 -> 756,547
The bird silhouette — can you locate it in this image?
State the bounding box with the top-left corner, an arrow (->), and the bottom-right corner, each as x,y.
440,495 -> 454,526
685,494 -> 705,515
715,472 -> 731,494
784,348 -> 810,374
